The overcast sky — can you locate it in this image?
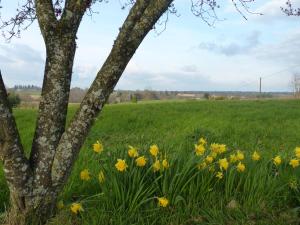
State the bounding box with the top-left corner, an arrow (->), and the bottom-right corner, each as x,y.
0,0 -> 299,92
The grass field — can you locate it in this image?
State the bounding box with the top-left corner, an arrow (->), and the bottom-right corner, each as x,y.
1,99 -> 300,224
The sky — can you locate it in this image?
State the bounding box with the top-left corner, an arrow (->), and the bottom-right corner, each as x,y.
0,0 -> 299,92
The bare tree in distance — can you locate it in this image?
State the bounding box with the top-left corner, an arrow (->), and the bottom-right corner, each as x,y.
291,74 -> 300,97
0,0 -> 290,224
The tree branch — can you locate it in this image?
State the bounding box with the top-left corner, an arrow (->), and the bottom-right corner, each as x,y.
34,0 -> 57,38
0,70 -> 31,198
51,0 -> 173,189
30,0 -> 95,196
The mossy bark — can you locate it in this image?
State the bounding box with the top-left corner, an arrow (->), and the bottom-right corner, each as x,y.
0,1 -> 174,224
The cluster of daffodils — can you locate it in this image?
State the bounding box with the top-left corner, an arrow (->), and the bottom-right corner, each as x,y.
114,144 -> 169,173
272,147 -> 300,168
195,138 -> 248,179
65,141 -> 170,214
195,137 -> 300,180
61,138 -> 300,215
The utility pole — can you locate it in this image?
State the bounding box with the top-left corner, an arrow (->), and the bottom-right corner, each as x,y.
259,77 -> 262,94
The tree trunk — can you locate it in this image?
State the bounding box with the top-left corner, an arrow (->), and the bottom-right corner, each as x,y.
30,33 -> 77,192
4,190 -> 58,225
0,1 -> 174,224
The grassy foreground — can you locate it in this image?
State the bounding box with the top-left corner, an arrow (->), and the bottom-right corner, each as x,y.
1,99 -> 300,225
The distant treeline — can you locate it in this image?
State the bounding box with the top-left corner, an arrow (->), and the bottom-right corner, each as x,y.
6,85 -> 295,107
12,85 -> 41,90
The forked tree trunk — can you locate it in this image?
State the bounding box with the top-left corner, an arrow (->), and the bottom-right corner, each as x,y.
5,191 -> 58,225
0,1 -> 173,224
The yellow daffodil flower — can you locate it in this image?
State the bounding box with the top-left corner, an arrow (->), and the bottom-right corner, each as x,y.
115,159 -> 128,172
93,140 -> 103,154
157,197 -> 169,207
236,162 -> 246,172
153,160 -> 161,172
205,155 -> 214,164
198,137 -> 207,145
195,144 -> 205,156
295,147 -> 300,159
289,159 -> 300,168
150,145 -> 159,157
162,159 -> 169,169
80,169 -> 91,181
273,156 -> 282,166
252,151 -> 261,161
136,156 -> 147,167
236,150 -> 244,161
128,145 -> 139,158
70,203 -> 83,214
219,158 -> 229,171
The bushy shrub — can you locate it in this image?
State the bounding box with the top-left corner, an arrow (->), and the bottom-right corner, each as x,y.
203,93 -> 210,99
8,92 -> 21,108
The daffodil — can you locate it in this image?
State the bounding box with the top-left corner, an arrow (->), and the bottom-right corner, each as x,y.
205,155 -> 214,164
197,162 -> 207,170
115,159 -> 128,172
219,158 -> 229,171
230,154 -> 238,163
236,162 -> 246,172
98,170 -> 105,183
210,143 -> 220,153
195,144 -> 205,156
216,172 -> 223,179
157,197 -> 169,207
295,147 -> 300,159
198,137 -> 207,145
128,145 -> 138,158
136,156 -> 147,167
93,140 -> 103,154
211,152 -> 218,159
70,203 -> 83,214
218,144 -> 227,154
252,151 -> 261,161
210,143 -> 226,154
80,169 -> 91,181
150,145 -> 159,157
162,159 -> 169,169
153,160 -> 161,172
273,156 -> 282,166
236,150 -> 244,161
289,159 -> 300,168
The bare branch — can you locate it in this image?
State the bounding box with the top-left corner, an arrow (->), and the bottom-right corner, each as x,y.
0,0 -> 36,40
281,0 -> 300,16
154,2 -> 180,35
191,0 -> 261,26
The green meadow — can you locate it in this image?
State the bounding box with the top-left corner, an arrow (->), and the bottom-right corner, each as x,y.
1,99 -> 300,224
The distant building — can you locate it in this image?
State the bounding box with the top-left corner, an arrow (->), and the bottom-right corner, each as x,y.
177,93 -> 196,98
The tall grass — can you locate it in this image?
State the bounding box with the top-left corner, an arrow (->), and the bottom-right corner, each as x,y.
1,99 -> 300,224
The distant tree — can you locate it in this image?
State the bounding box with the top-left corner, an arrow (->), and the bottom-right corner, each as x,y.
0,0 -> 263,224
130,94 -> 138,103
203,92 -> 210,99
291,74 -> 300,98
